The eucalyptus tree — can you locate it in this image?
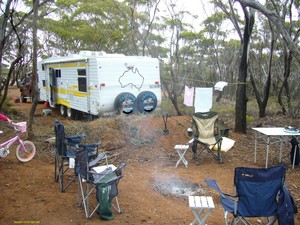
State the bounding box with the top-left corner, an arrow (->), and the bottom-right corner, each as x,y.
248,15 -> 275,118
197,11 -> 241,102
237,0 -> 300,117
0,0 -> 33,109
212,0 -> 255,133
112,0 -> 164,57
0,0 -> 53,107
40,0 -> 164,56
159,3 -> 197,115
38,0 -> 132,55
202,12 -> 230,82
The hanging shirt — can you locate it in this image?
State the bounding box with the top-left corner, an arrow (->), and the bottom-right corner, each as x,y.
184,86 -> 194,107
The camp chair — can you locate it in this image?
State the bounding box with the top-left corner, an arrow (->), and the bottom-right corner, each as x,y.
76,146 -> 126,219
205,165 -> 288,225
54,120 -> 100,192
190,111 -> 224,163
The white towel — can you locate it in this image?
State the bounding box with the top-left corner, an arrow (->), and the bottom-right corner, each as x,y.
194,88 -> 213,112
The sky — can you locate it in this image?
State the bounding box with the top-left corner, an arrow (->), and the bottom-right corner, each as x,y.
159,0 -> 215,32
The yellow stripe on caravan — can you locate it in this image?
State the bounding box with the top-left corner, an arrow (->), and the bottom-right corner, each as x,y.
69,90 -> 88,97
44,85 -> 93,97
54,87 -> 89,97
56,98 -> 71,108
48,62 -> 86,68
60,88 -> 68,95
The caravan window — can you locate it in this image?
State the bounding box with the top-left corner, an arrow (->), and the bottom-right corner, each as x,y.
77,69 -> 87,92
78,69 -> 86,76
55,69 -> 61,78
78,77 -> 87,92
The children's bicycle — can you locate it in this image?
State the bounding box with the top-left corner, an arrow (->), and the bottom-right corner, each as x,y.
0,121 -> 36,162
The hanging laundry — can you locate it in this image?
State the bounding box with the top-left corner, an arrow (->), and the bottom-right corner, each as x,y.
214,81 -> 228,91
194,88 -> 213,112
184,85 -> 194,107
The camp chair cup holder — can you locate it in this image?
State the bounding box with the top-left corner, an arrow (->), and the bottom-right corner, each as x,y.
187,127 -> 193,137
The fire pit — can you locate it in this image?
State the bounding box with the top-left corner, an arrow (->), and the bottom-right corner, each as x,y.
153,177 -> 205,197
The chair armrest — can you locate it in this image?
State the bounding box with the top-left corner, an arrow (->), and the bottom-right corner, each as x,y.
65,133 -> 86,144
89,152 -> 107,167
115,162 -> 126,176
220,128 -> 230,137
79,142 -> 101,152
205,178 -> 236,199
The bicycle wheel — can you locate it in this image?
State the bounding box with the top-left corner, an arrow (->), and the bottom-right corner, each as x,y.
16,141 -> 36,162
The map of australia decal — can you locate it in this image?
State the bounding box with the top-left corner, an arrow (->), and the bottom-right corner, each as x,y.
118,67 -> 144,90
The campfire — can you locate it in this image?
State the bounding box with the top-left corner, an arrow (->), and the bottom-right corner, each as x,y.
153,177 -> 205,197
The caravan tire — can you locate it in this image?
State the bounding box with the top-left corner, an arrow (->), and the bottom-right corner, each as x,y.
114,92 -> 136,114
136,91 -> 157,114
60,105 -> 67,116
66,107 -> 77,119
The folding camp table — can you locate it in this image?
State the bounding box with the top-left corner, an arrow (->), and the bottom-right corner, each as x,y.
252,127 -> 300,169
188,196 -> 215,225
175,145 -> 189,168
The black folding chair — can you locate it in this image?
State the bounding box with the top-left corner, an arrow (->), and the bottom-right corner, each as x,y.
76,146 -> 126,219
54,120 -> 100,192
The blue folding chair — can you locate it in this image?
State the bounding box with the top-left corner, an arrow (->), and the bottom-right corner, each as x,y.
205,165 -> 292,225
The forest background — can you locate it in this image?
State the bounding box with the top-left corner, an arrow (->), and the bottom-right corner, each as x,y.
1,0 -> 300,138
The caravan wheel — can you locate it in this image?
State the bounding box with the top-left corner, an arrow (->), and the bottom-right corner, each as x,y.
60,105 -> 67,116
66,107 -> 76,119
136,91 -> 157,114
114,92 -> 136,114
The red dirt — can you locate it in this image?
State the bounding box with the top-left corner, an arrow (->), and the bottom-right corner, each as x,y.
0,86 -> 299,225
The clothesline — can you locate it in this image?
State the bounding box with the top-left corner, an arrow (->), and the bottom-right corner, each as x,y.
162,77 -> 246,86
184,87 -> 213,112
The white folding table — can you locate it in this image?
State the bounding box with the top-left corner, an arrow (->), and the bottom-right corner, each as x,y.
252,127 -> 300,168
188,196 -> 215,225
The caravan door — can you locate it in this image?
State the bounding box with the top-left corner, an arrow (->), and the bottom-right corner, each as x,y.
48,68 -> 57,107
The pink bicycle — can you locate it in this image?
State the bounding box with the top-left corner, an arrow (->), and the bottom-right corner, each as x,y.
0,121 -> 36,162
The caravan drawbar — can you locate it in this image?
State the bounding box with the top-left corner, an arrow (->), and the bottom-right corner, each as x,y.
37,51 -> 161,118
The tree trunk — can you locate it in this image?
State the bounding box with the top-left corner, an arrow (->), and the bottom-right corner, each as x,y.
0,0 -> 13,97
27,0 -> 39,139
0,55 -> 22,109
235,5 -> 255,133
250,21 -> 274,118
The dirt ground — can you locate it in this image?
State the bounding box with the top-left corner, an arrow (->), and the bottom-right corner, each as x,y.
0,87 -> 300,225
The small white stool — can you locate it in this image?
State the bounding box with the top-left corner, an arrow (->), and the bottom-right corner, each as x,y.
189,196 -> 215,225
175,144 -> 189,168
42,109 -> 52,116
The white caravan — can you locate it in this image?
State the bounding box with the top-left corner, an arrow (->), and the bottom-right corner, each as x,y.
38,51 -> 161,118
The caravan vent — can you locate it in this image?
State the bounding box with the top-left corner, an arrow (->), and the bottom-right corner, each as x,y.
79,51 -> 106,57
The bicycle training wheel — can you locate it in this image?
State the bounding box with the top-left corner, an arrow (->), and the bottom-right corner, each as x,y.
16,141 -> 36,162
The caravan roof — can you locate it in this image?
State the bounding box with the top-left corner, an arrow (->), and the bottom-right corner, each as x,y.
39,51 -> 153,65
